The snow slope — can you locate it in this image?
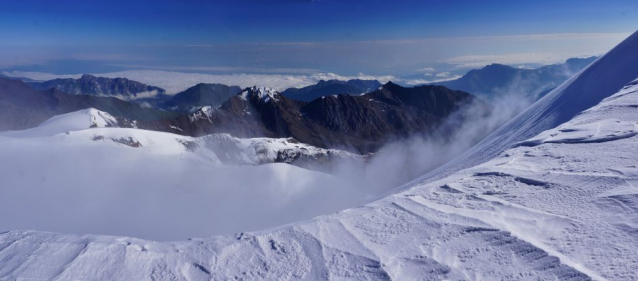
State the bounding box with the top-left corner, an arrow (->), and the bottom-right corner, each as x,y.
0,108 -> 122,138
0,110 -> 373,241
406,30 -> 638,188
1,32 -> 637,280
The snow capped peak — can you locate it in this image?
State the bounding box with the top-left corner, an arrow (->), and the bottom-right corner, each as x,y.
240,86 -> 280,103
39,108 -> 119,130
83,108 -> 119,128
0,108 -> 120,138
188,106 -> 216,123
198,106 -> 215,117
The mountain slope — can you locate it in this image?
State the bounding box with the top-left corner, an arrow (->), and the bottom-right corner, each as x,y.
0,78 -> 178,131
281,79 -> 382,101
435,56 -> 596,100
160,83 -> 242,112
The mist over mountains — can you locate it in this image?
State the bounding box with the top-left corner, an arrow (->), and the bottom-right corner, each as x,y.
27,74 -> 168,99
0,57 -> 596,153
434,56 -> 597,100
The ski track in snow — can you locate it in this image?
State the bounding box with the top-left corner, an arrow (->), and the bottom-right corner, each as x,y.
2,33 -> 638,280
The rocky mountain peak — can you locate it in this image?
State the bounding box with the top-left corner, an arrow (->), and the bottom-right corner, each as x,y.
240,86 -> 280,103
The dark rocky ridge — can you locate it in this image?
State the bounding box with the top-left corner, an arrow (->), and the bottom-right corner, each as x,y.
1,77 -> 484,154
160,83 -> 242,112
281,79 -> 382,101
142,82 -> 483,153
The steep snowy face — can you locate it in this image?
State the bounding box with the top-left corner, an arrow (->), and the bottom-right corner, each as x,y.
240,86 -> 280,103
411,30 -> 638,186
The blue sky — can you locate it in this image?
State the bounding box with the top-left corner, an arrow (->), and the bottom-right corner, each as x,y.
1,0 -> 636,78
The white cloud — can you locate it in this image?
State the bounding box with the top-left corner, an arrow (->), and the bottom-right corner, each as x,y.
417,67 -> 436,73
434,71 -> 451,78
443,52 -> 602,69
404,75 -> 463,85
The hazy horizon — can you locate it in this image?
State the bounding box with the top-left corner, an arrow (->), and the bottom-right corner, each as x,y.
1,0 -> 635,81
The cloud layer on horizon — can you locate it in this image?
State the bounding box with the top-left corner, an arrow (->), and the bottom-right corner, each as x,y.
3,70 -> 406,94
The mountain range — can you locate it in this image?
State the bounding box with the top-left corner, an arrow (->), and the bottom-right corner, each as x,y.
159,83 -> 242,112
142,82 -> 481,153
0,76 -> 479,153
27,74 -> 168,99
433,56 -> 597,100
0,78 -> 178,131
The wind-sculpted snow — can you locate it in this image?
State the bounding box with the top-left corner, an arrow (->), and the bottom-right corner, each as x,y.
2,73 -> 638,280
516,118 -> 638,146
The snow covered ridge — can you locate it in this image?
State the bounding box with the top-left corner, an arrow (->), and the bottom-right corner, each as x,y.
0,108 -> 362,171
516,78 -> 638,147
0,108 -> 135,138
2,78 -> 638,279
240,86 -> 280,103
516,118 -> 638,146
200,133 -> 365,170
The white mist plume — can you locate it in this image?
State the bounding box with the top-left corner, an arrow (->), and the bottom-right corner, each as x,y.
331,89 -> 536,196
